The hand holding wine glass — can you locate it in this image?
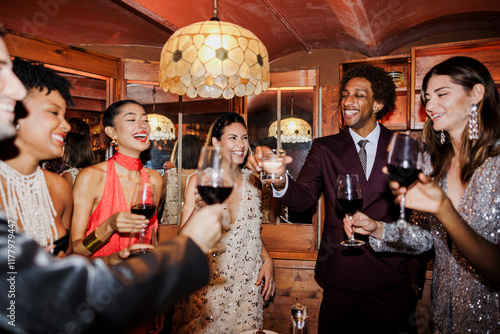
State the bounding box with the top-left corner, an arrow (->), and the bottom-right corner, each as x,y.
337,174 -> 364,246
128,183 -> 157,257
386,133 -> 421,228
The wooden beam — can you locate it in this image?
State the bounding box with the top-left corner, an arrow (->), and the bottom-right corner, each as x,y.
4,30 -> 121,78
270,69 -> 317,88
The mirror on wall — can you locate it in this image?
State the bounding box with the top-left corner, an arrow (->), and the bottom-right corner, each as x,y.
247,88 -> 314,224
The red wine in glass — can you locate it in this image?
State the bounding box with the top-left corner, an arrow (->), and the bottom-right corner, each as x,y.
197,186 -> 233,205
386,164 -> 422,188
337,198 -> 363,216
131,203 -> 156,220
337,174 -> 364,246
128,183 -> 157,256
387,133 -> 421,228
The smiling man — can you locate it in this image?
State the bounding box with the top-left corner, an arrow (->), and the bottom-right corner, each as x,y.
251,65 -> 426,333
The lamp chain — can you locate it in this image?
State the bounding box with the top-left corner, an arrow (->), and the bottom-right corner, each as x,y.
152,86 -> 156,112
211,0 -> 219,21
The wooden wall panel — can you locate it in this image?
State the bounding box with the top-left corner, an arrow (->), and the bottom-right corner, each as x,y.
320,85 -> 340,137
4,31 -> 120,78
264,260 -> 322,333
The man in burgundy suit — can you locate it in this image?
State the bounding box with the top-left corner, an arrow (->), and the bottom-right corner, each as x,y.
252,65 -> 424,333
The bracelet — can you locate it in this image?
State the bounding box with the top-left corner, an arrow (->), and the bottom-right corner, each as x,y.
82,227 -> 107,254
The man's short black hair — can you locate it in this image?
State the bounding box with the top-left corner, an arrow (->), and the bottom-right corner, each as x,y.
339,64 -> 396,120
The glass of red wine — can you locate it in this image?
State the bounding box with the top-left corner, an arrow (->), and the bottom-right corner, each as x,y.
386,133 -> 421,229
128,183 -> 157,257
197,146 -> 234,205
197,146 -> 234,253
337,174 -> 364,246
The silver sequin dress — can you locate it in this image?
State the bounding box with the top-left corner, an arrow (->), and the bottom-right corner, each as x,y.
370,153 -> 500,333
173,169 -> 264,333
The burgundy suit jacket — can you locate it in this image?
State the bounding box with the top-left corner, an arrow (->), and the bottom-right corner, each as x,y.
281,125 -> 423,291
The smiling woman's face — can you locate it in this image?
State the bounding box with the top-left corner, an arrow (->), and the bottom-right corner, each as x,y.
15,87 -> 70,161
107,103 -> 151,155
212,122 -> 249,167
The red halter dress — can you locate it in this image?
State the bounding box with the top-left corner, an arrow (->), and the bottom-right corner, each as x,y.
85,152 -> 158,257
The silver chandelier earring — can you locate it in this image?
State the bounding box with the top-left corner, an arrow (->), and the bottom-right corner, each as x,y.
440,130 -> 445,145
469,104 -> 479,140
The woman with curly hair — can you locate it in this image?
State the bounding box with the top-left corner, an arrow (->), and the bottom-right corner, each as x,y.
0,58 -> 73,256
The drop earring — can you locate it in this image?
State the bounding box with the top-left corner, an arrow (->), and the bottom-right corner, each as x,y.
469,104 -> 479,140
111,139 -> 119,150
440,130 -> 445,145
146,140 -> 151,149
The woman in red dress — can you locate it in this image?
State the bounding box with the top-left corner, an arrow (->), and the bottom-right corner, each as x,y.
71,100 -> 163,258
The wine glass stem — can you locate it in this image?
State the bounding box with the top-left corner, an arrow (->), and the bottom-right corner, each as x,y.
349,215 -> 356,241
399,194 -> 406,221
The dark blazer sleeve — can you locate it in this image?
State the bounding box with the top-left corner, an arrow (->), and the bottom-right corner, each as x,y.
0,221 -> 208,334
280,138 -> 329,211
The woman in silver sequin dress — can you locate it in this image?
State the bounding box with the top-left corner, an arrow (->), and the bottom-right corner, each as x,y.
173,112 -> 275,333
345,57 -> 500,333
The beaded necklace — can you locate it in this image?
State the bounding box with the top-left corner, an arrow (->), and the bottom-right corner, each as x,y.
0,161 -> 58,246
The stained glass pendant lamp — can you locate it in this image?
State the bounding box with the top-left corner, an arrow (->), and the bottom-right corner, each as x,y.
269,91 -> 312,143
159,0 -> 270,99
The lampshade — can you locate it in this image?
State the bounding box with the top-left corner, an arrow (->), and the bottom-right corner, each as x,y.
159,3 -> 269,99
148,114 -> 176,140
269,117 -> 312,143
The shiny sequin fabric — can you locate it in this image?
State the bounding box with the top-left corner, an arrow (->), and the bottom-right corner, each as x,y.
173,169 -> 264,333
370,153 -> 500,333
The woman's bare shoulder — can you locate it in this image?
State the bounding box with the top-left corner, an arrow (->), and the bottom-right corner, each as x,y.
145,167 -> 163,186
74,162 -> 108,186
42,170 -> 72,197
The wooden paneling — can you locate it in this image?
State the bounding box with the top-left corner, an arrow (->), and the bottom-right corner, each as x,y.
4,31 -> 121,78
270,69 -> 317,88
264,261 -> 322,334
321,85 -> 340,137
411,38 -> 500,129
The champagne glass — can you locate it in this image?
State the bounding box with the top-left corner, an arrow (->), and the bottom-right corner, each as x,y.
386,133 -> 421,228
291,303 -> 308,334
128,183 -> 157,257
197,146 -> 234,205
337,174 -> 364,246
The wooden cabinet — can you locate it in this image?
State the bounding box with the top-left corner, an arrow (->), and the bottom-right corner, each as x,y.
338,38 -> 500,131
411,38 -> 500,129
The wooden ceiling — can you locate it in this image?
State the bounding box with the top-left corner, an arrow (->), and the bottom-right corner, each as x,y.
2,0 -> 499,62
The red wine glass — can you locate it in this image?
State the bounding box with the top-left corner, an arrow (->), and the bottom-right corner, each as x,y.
128,183 -> 157,256
386,133 -> 421,229
197,146 -> 234,205
337,174 -> 364,246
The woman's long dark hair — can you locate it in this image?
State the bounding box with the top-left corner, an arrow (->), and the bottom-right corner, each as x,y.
62,133 -> 96,169
206,112 -> 249,169
421,56 -> 500,183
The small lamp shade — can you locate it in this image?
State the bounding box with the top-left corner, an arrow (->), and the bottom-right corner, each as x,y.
159,20 -> 270,99
148,114 -> 176,140
269,117 -> 312,143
